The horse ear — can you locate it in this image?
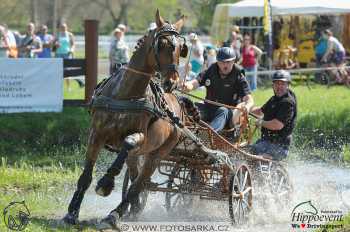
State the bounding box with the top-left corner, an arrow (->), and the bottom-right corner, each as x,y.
174,15 -> 186,32
155,9 -> 165,28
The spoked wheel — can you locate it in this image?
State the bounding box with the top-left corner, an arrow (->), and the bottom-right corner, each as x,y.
229,164 -> 252,225
122,168 -> 149,216
165,167 -> 197,215
269,163 -> 293,207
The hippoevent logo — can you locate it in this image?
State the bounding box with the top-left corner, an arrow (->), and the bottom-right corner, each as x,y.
291,200 -> 343,230
3,201 -> 30,231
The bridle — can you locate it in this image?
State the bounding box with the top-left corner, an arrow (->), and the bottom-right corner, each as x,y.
123,23 -> 188,80
152,24 -> 181,75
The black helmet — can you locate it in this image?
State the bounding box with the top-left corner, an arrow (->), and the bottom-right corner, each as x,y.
216,47 -> 236,62
272,70 -> 291,82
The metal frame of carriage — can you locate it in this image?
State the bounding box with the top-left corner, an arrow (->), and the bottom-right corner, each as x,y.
122,105 -> 293,225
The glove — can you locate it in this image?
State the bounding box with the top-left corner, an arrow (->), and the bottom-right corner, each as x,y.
255,118 -> 264,128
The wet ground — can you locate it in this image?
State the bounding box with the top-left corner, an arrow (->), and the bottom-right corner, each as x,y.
61,160 -> 350,231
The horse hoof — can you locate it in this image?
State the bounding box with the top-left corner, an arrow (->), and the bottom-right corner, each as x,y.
97,214 -> 118,230
95,175 -> 115,197
62,212 -> 78,225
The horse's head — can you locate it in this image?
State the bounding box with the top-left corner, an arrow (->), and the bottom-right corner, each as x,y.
146,10 -> 187,92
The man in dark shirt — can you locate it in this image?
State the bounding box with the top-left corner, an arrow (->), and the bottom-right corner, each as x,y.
184,47 -> 254,132
250,70 -> 297,160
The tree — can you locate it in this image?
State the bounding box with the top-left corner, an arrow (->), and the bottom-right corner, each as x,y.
184,0 -> 241,33
91,0 -> 133,28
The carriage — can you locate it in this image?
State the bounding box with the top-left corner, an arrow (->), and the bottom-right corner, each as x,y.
64,11 -> 293,228
121,104 -> 293,225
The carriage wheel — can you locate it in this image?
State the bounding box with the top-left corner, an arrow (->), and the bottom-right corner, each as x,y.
269,164 -> 293,207
165,167 -> 197,215
122,169 -> 149,216
229,164 -> 252,225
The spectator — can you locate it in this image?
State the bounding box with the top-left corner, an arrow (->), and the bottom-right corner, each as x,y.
0,25 -> 10,57
37,24 -> 54,58
321,29 -> 346,83
223,30 -> 242,61
179,63 -> 196,83
109,27 -> 129,75
321,29 -> 345,65
189,33 -> 204,74
241,33 -> 262,91
203,45 -> 217,70
18,22 -> 42,58
117,24 -> 127,40
55,23 -> 75,59
315,36 -> 328,65
0,24 -> 17,58
55,23 -> 75,91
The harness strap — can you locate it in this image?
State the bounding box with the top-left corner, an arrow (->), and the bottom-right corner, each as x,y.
122,66 -> 154,78
91,95 -> 166,118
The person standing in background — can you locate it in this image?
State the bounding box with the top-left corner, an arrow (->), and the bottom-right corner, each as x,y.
189,33 -> 204,74
117,24 -> 127,41
55,23 -> 75,59
223,26 -> 242,61
204,45 -> 217,70
241,33 -> 262,91
37,24 -> 54,58
18,22 -> 42,58
55,23 -> 75,91
109,27 -> 129,75
0,25 -> 10,57
0,24 -> 17,58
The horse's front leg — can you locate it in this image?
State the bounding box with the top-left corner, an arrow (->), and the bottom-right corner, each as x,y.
99,154 -> 158,229
63,131 -> 104,225
95,133 -> 144,197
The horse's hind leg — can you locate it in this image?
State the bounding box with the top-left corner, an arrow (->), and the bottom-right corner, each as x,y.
104,131 -> 180,227
63,131 -> 104,225
95,133 -> 144,197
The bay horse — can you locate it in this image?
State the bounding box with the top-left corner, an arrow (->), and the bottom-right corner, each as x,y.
63,10 -> 190,228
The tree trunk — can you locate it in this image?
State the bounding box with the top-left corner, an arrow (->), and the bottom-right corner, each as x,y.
30,0 -> 38,25
115,1 -> 129,27
53,0 -> 59,35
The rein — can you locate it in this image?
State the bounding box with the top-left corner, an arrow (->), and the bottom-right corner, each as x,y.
175,89 -> 261,119
175,89 -> 244,113
122,66 -> 154,78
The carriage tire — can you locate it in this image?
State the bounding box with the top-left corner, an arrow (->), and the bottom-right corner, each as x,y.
268,163 -> 293,207
165,166 -> 196,215
122,169 -> 149,215
229,164 -> 252,225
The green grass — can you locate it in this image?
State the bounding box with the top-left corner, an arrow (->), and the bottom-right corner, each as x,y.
74,49 -> 109,59
0,157 -> 83,232
315,213 -> 350,232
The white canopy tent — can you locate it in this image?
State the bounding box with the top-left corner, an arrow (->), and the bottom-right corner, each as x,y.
224,0 -> 350,17
211,0 -> 350,44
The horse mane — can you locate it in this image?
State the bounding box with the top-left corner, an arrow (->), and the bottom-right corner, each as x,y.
133,34 -> 148,52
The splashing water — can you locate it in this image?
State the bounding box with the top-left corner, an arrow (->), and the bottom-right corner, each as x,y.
63,159 -> 350,231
